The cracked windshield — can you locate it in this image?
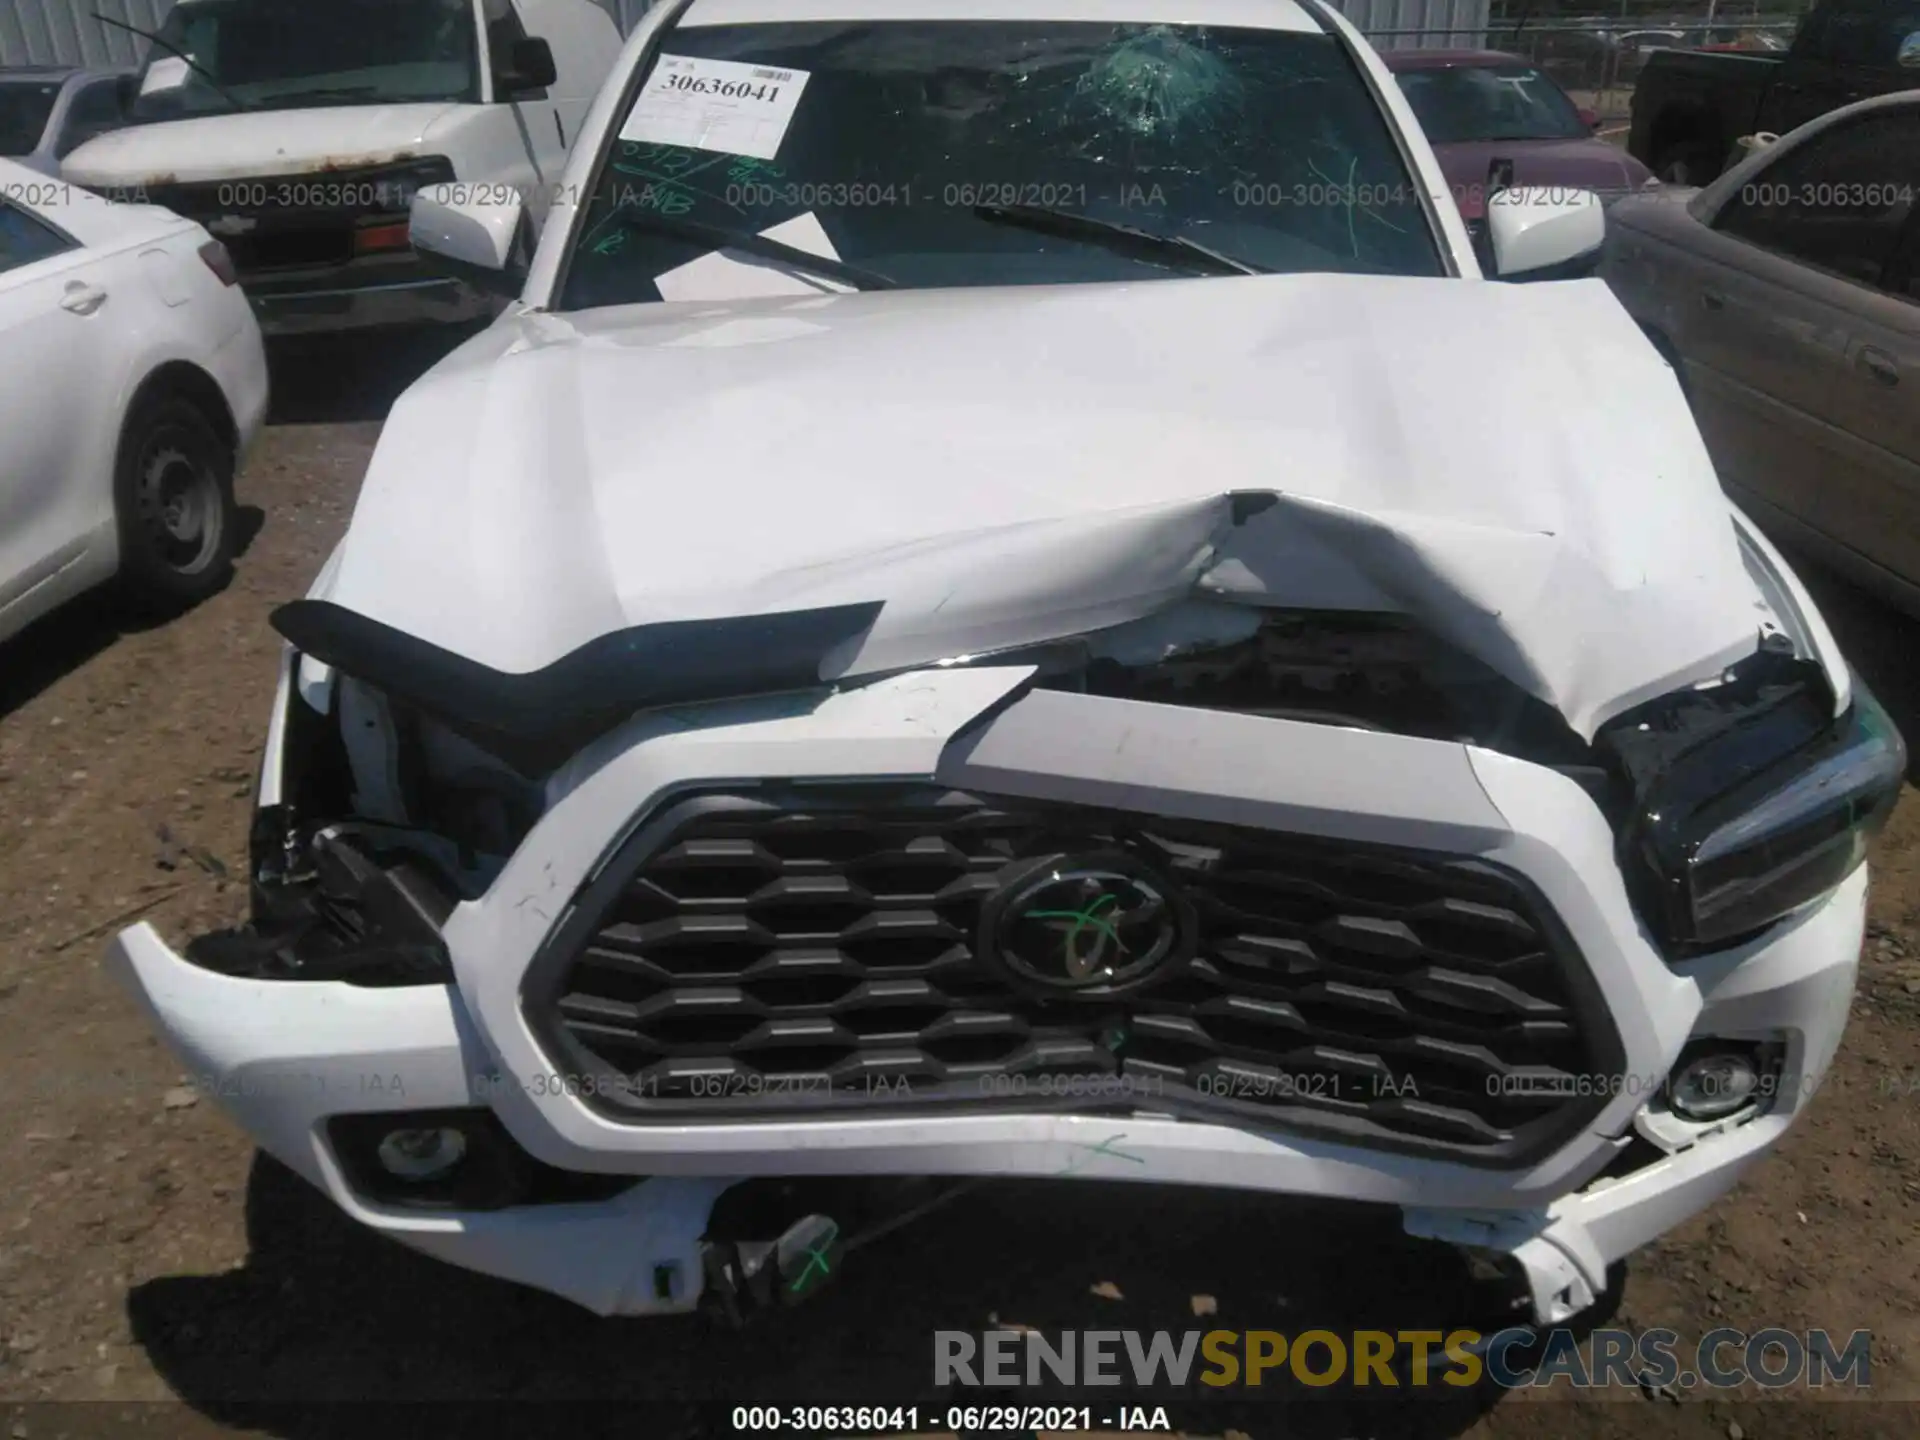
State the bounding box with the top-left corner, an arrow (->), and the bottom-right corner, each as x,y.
561,18 -> 1445,308
125,0 -> 480,119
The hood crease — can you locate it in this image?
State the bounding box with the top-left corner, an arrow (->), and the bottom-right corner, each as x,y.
311,272 -> 1782,743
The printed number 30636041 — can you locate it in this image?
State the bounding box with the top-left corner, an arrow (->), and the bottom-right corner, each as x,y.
661,73 -> 784,104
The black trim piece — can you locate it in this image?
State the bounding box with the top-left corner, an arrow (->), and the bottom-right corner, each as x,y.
520,785 -> 1626,1171
1496,245 -> 1604,284
268,599 -> 884,772
1228,490 -> 1279,525
188,826 -> 456,987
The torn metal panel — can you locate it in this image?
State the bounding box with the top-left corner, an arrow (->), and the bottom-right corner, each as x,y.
309,270 -> 1787,742
934,686 -> 1513,854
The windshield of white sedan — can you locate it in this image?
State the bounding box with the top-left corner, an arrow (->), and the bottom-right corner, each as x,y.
0,80 -> 61,155
1394,64 -> 1589,145
126,0 -> 479,119
561,19 -> 1445,307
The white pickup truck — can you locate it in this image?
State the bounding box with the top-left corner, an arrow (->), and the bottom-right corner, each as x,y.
111,0 -> 1899,1341
58,0 -> 621,336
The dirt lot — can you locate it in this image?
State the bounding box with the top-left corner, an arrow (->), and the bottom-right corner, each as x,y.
2,334 -> 1919,1440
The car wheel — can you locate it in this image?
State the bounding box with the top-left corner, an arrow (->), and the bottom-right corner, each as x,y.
113,391 -> 238,613
1653,141 -> 1718,186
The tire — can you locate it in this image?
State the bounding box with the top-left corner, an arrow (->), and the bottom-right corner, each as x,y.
1651,139 -> 1721,186
113,390 -> 238,613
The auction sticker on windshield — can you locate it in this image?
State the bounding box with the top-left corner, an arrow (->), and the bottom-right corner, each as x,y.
619,55 -> 811,162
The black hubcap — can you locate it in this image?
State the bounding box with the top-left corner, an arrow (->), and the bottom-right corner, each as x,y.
135,431 -> 221,575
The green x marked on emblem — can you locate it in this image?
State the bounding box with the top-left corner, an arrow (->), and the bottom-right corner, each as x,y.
788,1219 -> 840,1295
1025,891 -> 1130,977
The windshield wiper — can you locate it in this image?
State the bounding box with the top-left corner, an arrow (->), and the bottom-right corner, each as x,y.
95,13 -> 254,114
611,210 -> 897,291
265,87 -> 384,103
971,203 -> 1266,277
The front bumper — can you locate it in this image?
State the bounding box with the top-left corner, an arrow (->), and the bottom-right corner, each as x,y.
106,669 -> 1864,1322
243,255 -> 495,337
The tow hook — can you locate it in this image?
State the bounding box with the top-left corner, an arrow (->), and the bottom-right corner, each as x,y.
701,1214 -> 845,1327
698,1178 -> 987,1327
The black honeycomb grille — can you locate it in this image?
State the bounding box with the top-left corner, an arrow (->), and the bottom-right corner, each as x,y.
525,790 -> 1620,1163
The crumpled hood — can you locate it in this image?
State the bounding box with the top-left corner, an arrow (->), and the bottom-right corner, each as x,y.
62,103 -> 460,186
308,272 -> 1779,743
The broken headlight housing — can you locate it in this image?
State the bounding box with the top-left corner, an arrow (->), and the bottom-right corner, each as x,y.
1602,652 -> 1904,954
191,647 -> 547,987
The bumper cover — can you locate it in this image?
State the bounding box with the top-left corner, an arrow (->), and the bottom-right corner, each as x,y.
106,670 -> 1864,1321
245,257 -> 494,336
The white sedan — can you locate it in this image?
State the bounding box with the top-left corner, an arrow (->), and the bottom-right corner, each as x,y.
0,156 -> 268,646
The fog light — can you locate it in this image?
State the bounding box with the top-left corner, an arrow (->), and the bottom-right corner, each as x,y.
1668,1051 -> 1760,1121
376,1125 -> 468,1180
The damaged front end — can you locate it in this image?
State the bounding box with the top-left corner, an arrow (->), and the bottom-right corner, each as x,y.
130,496 -> 1902,1331
228,603 -> 1591,996
191,646 -> 545,987
216,570 -> 1898,994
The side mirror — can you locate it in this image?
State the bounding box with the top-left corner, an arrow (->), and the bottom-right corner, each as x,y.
1898,31 -> 1920,68
494,36 -> 557,96
1577,105 -> 1602,131
1486,187 -> 1606,281
409,187 -> 527,299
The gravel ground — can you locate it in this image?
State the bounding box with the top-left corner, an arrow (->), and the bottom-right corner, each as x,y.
1,333 -> 1918,1440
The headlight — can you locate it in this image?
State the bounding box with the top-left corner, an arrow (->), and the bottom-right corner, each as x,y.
1604,655 -> 1904,953
379,156 -> 456,208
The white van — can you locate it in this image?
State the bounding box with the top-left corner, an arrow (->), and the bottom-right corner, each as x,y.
59,0 -> 620,336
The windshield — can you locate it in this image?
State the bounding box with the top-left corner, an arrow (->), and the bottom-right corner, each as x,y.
0,80 -> 61,155
126,0 -> 479,119
1393,63 -> 1589,144
559,19 -> 1446,310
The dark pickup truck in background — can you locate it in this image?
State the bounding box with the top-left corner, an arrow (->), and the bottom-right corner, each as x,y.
1628,0 -> 1920,181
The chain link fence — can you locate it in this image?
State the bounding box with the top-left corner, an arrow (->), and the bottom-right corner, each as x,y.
1361,15 -> 1804,123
